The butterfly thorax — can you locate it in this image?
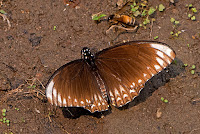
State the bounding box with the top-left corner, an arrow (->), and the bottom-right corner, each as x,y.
81,47 -> 96,69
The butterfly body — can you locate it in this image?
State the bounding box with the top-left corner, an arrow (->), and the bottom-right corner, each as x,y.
46,41 -> 176,113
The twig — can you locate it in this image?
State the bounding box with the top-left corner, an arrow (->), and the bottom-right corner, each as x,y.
106,25 -> 138,35
149,19 -> 154,38
0,13 -> 11,29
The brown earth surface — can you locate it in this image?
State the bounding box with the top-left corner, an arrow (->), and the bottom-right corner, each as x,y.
0,0 -> 200,134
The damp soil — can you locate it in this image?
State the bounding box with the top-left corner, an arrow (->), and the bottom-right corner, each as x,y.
0,0 -> 200,134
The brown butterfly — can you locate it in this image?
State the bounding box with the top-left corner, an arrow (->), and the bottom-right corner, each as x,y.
46,41 -> 176,113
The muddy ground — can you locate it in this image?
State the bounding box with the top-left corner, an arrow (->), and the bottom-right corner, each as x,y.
0,0 -> 200,134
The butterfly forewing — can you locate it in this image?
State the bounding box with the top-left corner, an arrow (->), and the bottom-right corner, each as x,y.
46,60 -> 109,113
95,41 -> 175,107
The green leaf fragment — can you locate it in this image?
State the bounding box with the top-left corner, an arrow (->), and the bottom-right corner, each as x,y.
15,108 -> 19,111
143,18 -> 150,25
154,36 -> 158,39
191,16 -> 196,21
53,26 -> 56,30
170,31 -> 174,35
164,99 -> 168,103
2,109 -> 6,113
177,31 -> 181,34
191,65 -> 196,69
92,14 -> 106,21
173,59 -> 177,64
152,18 -> 156,21
191,8 -> 197,13
99,14 -> 106,18
175,20 -> 179,24
141,10 -> 147,16
6,120 -> 10,123
148,7 -> 156,15
189,4 -> 193,8
2,113 -> 6,116
187,44 -> 190,47
141,3 -> 146,7
0,10 -> 7,14
191,70 -> 195,74
134,10 -> 141,16
184,64 -> 188,67
131,8 -> 137,12
188,14 -> 192,18
170,18 -> 175,22
92,15 -> 99,20
158,4 -> 165,12
28,85 -> 36,88
161,97 -> 164,101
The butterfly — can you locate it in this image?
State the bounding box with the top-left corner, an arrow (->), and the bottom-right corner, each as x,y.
46,41 -> 176,113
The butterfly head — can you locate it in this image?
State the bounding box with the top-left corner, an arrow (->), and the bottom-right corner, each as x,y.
81,47 -> 94,60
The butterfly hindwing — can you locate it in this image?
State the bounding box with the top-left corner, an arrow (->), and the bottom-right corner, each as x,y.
46,60 -> 109,113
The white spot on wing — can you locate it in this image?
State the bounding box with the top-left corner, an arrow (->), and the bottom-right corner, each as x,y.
53,88 -> 57,98
94,94 -> 98,101
119,85 -> 125,93
68,96 -> 71,99
53,88 -> 57,105
154,65 -> 161,70
138,79 -> 142,83
63,98 -> 67,105
143,73 -> 147,77
130,85 -> 133,88
74,98 -> 77,103
132,82 -> 135,86
58,93 -> 62,105
123,94 -> 128,98
86,99 -> 89,103
115,88 -> 120,96
156,57 -> 164,67
109,91 -> 114,97
80,101 -> 84,104
130,89 -> 136,93
156,51 -> 164,58
46,81 -> 54,102
166,59 -> 171,64
150,43 -> 173,58
91,104 -> 95,109
98,103 -> 101,106
117,97 -> 122,101
99,96 -> 102,101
